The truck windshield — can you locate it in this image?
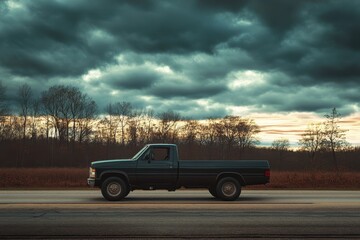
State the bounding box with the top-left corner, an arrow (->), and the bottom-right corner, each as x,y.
132,145 -> 149,160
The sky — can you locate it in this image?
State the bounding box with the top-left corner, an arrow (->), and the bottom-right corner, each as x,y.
0,0 -> 359,146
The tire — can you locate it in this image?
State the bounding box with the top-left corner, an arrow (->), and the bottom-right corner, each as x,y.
209,186 -> 218,198
216,177 -> 241,201
101,177 -> 128,201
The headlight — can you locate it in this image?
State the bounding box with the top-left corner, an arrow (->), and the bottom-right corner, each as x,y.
89,167 -> 96,178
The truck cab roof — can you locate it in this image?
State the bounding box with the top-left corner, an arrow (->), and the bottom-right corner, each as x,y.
146,143 -> 177,147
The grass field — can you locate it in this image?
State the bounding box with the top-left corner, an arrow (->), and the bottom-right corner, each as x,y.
1,168 -> 360,189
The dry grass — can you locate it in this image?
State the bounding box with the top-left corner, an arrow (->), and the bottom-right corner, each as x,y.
0,168 -> 360,189
0,168 -> 88,189
250,171 -> 360,190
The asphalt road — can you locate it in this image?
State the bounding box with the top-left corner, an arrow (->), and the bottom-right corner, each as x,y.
1,190 -> 360,239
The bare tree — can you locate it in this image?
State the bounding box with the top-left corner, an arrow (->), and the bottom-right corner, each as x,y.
272,138 -> 290,151
113,102 -> 133,145
299,123 -> 325,162
323,108 -> 348,171
272,137 -> 290,160
0,82 -> 9,140
0,81 -> 8,117
234,117 -> 260,150
127,109 -> 143,146
41,86 -> 64,141
182,120 -> 200,145
77,99 -> 97,143
68,87 -> 83,143
216,116 -> 260,159
29,99 -> 41,140
18,84 -> 33,139
67,89 -> 97,143
218,116 -> 237,158
157,110 -> 181,143
102,103 -> 118,143
2,116 -> 22,140
100,102 -> 133,145
41,85 -> 96,143
199,118 -> 217,146
142,109 -> 156,143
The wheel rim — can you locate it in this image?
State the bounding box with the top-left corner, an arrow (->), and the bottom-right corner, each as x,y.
221,182 -> 236,197
107,182 -> 122,197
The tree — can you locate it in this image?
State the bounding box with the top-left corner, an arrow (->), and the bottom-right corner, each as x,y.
29,99 -> 41,140
0,81 -> 8,117
272,138 -> 290,160
212,116 -> 260,159
113,102 -> 133,145
127,109 -> 143,146
101,102 -> 132,145
199,118 -> 217,146
41,86 -> 66,141
142,109 -> 156,143
0,82 -> 9,140
182,120 -> 200,145
323,108 -> 348,171
102,103 -> 117,144
272,138 -> 290,151
157,110 -> 181,142
234,117 -> 260,150
41,85 -> 97,143
67,89 -> 97,143
18,84 -> 33,139
299,123 -> 325,162
216,116 -> 237,158
76,98 -> 97,143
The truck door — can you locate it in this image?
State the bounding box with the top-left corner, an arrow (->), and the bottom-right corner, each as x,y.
136,146 -> 178,188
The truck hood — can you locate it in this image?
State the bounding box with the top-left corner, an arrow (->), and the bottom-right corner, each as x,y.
91,159 -> 134,168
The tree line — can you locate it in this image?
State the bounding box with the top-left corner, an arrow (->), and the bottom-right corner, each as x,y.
0,82 -> 358,171
0,83 -> 260,149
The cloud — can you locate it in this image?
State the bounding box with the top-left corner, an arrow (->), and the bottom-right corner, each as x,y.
0,0 -> 359,118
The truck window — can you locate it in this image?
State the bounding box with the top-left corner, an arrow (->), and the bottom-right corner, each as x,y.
143,147 -> 170,161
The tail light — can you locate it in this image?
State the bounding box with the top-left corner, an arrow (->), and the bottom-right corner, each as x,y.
265,169 -> 270,177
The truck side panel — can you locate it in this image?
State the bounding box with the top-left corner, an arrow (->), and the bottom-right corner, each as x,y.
178,160 -> 270,188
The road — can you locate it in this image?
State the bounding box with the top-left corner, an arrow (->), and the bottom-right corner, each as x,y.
1,190 -> 360,239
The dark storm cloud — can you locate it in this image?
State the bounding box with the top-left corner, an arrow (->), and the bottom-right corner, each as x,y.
0,0 -> 118,77
1,0 -> 360,117
150,83 -> 226,99
0,0 -> 239,78
105,67 -> 160,90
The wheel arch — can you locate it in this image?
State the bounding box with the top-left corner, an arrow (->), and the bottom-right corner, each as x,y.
216,172 -> 246,186
99,170 -> 130,187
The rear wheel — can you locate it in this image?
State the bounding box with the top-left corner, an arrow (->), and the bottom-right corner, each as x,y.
101,177 -> 128,201
216,177 -> 241,201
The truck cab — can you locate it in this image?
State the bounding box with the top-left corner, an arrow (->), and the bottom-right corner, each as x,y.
135,144 -> 179,189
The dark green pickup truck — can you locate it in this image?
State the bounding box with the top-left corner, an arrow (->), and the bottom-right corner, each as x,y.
88,144 -> 270,201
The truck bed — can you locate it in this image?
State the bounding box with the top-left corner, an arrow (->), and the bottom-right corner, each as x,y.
178,160 -> 270,187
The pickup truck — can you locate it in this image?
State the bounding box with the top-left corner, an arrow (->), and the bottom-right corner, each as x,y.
88,144 -> 270,201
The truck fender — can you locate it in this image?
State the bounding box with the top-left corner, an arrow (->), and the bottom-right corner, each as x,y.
216,172 -> 246,186
99,170 -> 130,184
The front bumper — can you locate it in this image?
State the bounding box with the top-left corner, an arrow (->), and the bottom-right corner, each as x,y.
87,178 -> 96,187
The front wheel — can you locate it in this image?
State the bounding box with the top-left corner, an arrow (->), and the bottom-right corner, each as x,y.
216,177 -> 241,201
101,177 -> 128,201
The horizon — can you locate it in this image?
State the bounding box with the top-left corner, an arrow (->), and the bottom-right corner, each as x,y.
1,109 -> 359,148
